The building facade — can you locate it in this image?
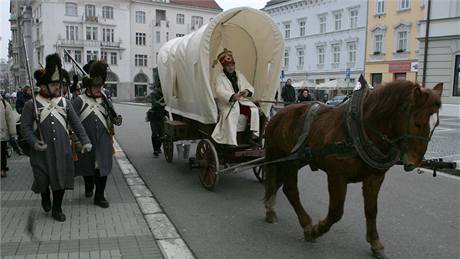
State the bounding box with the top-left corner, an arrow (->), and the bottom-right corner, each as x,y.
263,0 -> 368,84
364,0 -> 426,87
11,0 -> 221,101
417,0 -> 460,105
9,0 -> 34,90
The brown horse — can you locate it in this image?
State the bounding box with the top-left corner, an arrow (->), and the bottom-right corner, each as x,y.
263,79 -> 443,259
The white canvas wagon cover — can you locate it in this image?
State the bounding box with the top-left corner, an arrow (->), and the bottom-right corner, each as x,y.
158,7 -> 284,124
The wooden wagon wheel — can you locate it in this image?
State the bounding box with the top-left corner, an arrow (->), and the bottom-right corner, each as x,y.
163,136 -> 174,163
253,166 -> 265,183
196,139 -> 219,191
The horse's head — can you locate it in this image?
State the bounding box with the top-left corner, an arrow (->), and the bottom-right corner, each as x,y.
398,82 -> 443,171
363,79 -> 443,171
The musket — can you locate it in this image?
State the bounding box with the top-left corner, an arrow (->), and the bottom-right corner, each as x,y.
63,49 -> 122,126
22,36 -> 43,141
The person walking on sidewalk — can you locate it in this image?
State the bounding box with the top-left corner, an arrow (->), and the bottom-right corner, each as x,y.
281,79 -> 296,105
72,60 -> 122,208
147,82 -> 166,157
1,95 -> 19,177
21,54 -> 92,222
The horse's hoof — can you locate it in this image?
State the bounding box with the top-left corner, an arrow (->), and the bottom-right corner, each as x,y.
265,211 -> 278,223
303,226 -> 316,242
371,247 -> 389,259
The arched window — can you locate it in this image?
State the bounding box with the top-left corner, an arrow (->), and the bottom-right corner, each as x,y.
136,11 -> 146,24
65,2 -> 77,16
134,73 -> 149,97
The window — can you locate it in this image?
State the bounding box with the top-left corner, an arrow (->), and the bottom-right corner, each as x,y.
86,50 -> 98,62
37,49 -> 42,65
374,33 -> 383,54
284,49 -> 289,67
102,28 -> 114,42
319,15 -> 327,33
371,73 -> 382,87
376,0 -> 385,15
101,51 -> 108,62
284,23 -> 291,39
349,9 -> 358,29
102,6 -> 113,19
191,16 -> 203,29
75,50 -> 82,63
400,0 -> 410,10
299,20 -> 306,37
136,32 -> 146,45
397,31 -> 408,52
453,55 -> 460,96
136,11 -> 145,24
166,32 -> 169,41
176,33 -> 185,37
135,85 -> 147,97
156,31 -> 161,43
135,54 -> 147,67
348,42 -> 356,63
65,2 -> 77,16
394,73 -> 406,80
297,48 -> 304,68
110,52 -> 117,65
64,50 -> 72,63
317,47 -> 325,65
334,12 -> 342,31
66,25 -> 79,41
332,44 -> 340,64
85,4 -> 95,17
86,26 -> 97,40
176,13 -> 184,24
106,84 -> 117,97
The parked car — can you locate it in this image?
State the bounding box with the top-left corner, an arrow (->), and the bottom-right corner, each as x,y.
326,95 -> 347,106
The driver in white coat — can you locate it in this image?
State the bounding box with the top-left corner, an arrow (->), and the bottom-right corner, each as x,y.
212,49 -> 259,146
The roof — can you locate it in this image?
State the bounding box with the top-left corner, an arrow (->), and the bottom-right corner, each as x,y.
264,0 -> 289,8
171,0 -> 222,11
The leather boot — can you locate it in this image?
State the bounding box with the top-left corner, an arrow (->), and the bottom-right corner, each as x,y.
83,176 -> 94,197
94,174 -> 109,208
51,190 -> 66,222
41,188 -> 51,212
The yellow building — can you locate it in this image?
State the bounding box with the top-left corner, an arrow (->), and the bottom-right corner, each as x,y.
364,0 -> 426,86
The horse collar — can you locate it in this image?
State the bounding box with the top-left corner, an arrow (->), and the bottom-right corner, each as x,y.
345,87 -> 400,171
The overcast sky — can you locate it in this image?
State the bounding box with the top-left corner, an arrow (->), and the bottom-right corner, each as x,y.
0,0 -> 268,60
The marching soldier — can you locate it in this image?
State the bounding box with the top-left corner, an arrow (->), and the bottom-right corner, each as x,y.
72,60 -> 122,208
21,53 -> 92,222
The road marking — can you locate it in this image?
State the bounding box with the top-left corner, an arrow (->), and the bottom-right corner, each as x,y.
113,139 -> 196,259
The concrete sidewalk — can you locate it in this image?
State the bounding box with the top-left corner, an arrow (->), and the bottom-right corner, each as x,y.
0,154 -> 163,259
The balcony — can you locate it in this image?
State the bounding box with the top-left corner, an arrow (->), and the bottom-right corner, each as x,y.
101,41 -> 121,49
155,20 -> 169,28
85,15 -> 98,23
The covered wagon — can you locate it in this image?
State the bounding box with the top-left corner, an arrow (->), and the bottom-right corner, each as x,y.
157,7 -> 284,190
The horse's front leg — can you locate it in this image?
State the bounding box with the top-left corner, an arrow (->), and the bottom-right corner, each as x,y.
363,174 -> 387,259
307,175 -> 347,240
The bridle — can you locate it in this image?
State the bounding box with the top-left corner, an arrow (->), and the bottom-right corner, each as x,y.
346,84 -> 437,170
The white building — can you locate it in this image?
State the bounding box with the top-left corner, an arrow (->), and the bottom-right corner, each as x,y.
263,0 -> 368,85
23,0 -> 221,101
417,0 -> 460,105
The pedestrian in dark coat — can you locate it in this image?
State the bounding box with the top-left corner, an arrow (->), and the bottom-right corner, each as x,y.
298,89 -> 313,102
281,79 -> 296,104
72,60 -> 122,208
15,86 -> 32,114
21,54 -> 92,222
146,85 -> 166,157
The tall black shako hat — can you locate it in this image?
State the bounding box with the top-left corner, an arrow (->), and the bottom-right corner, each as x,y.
33,53 -> 62,86
82,60 -> 108,88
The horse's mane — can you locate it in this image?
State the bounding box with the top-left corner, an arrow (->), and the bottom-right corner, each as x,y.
364,80 -> 418,121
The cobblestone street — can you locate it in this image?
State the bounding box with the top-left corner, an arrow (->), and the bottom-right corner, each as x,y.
1,155 -> 163,259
